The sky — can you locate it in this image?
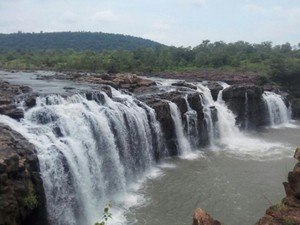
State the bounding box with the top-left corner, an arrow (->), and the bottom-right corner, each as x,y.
0,0 -> 299,47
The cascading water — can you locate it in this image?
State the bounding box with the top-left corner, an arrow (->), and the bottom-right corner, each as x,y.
244,91 -> 249,130
213,82 -> 242,145
263,91 -> 291,126
183,95 -> 199,147
0,89 -> 166,225
168,101 -> 192,156
196,83 -> 218,144
0,73 -> 294,225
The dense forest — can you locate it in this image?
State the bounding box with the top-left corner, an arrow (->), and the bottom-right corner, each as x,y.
0,32 -> 162,52
0,32 -> 300,87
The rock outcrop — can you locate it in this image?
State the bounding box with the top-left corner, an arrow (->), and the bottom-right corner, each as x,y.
0,81 -> 34,120
192,208 -> 223,225
39,72 -> 156,92
222,84 -> 268,129
137,86 -> 210,155
0,124 -> 47,225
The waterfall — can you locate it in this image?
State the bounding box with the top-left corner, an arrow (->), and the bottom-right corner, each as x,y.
168,101 -> 192,155
244,91 -> 249,130
0,75 -> 293,225
0,89 -> 165,225
214,82 -> 242,145
196,84 -> 217,144
263,91 -> 291,126
183,95 -> 198,147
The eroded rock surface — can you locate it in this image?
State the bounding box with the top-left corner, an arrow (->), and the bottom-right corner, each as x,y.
0,124 -> 47,225
192,208 -> 223,225
0,81 -> 34,120
39,72 -> 156,92
222,84 -> 267,128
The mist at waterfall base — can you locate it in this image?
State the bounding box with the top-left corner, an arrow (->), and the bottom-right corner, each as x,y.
0,72 -> 297,225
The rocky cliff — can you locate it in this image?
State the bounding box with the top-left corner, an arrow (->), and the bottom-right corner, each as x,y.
222,84 -> 268,129
0,124 -> 47,225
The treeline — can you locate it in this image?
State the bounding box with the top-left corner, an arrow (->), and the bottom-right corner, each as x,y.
0,40 -> 299,84
0,32 -> 162,52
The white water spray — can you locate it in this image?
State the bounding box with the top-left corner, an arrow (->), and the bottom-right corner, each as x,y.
168,101 -> 192,156
0,90 -> 165,225
263,91 -> 291,127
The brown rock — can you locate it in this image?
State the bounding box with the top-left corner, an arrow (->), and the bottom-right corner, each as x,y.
0,124 -> 48,225
294,147 -> 300,161
0,81 -> 35,120
192,208 -> 222,225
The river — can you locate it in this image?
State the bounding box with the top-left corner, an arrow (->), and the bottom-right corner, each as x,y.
126,122 -> 299,225
0,70 -> 298,225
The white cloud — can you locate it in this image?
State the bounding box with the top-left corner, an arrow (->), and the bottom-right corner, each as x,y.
93,9 -> 119,22
153,20 -> 170,31
62,11 -> 78,24
177,0 -> 206,8
243,4 -> 265,13
192,0 -> 206,7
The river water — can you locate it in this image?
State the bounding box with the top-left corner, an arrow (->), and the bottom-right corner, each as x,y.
126,122 -> 299,225
0,70 -> 298,225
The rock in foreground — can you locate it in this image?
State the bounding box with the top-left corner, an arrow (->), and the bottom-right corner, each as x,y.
192,208 -> 223,225
0,124 -> 47,225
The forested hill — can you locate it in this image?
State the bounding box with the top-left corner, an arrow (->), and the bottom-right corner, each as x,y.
0,32 -> 163,52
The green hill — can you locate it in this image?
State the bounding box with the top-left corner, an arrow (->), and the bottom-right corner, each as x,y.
0,31 -> 163,52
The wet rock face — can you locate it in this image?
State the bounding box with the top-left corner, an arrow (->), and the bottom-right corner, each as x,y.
222,84 -> 267,129
0,124 -> 47,225
0,81 -> 36,120
138,87 -> 210,155
192,208 -> 223,225
205,82 -> 223,101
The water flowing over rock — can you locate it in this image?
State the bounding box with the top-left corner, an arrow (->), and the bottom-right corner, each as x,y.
0,87 -> 168,225
0,73 -> 294,225
263,91 -> 291,127
222,84 -> 267,129
0,81 -> 35,120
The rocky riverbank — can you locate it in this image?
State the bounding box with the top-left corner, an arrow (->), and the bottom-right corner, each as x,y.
0,124 -> 47,225
192,147 -> 300,225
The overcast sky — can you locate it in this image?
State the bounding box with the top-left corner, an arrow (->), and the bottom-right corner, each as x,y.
0,0 -> 299,47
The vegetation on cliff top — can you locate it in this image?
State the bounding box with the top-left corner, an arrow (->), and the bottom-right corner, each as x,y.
0,33 -> 299,86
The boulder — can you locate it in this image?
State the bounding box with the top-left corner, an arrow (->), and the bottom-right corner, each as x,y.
192,208 -> 223,225
205,82 -> 223,101
0,81 -> 36,120
0,124 -> 47,225
171,81 -> 198,90
222,84 -> 267,129
142,98 -> 178,156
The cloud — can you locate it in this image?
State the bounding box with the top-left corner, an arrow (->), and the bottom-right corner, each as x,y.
192,0 -> 206,7
62,11 -> 78,24
177,0 -> 206,8
243,4 -> 265,13
153,20 -> 170,31
93,9 -> 119,22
